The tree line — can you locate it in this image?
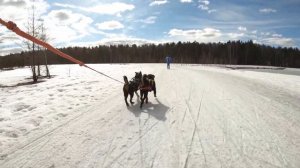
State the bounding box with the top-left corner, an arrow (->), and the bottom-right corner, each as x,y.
1,40 -> 300,68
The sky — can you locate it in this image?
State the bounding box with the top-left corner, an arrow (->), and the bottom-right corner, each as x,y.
0,0 -> 300,56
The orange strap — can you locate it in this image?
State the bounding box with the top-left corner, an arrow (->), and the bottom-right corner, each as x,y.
0,18 -> 123,84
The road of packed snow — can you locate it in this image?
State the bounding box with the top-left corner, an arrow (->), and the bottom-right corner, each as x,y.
0,64 -> 299,168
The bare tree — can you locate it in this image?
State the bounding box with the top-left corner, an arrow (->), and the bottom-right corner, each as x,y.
24,2 -> 50,82
23,4 -> 38,82
38,20 -> 50,78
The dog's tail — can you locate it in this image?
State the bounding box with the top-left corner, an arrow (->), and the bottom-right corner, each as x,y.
123,76 -> 129,84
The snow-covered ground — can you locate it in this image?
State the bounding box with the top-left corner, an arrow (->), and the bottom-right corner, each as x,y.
0,64 -> 299,168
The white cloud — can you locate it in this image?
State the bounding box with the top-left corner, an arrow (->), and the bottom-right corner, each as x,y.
140,16 -> 157,24
198,0 -> 215,13
96,21 -> 124,30
272,34 -> 282,38
199,0 -> 210,5
0,47 -> 23,56
68,31 -> 161,46
43,10 -> 94,44
208,9 -> 217,13
54,11 -> 70,21
239,30 -> 295,48
254,31 -> 295,47
54,2 -> 135,16
0,0 -> 49,26
201,28 -> 221,37
198,5 -> 209,10
167,27 -> 296,48
262,37 -> 294,47
0,30 -> 24,55
97,37 -> 159,46
150,0 -> 168,6
251,30 -> 257,34
180,0 -> 193,3
238,26 -> 247,31
215,9 -> 246,21
228,33 -> 244,39
259,8 -> 277,13
0,0 -> 50,55
0,0 -> 26,7
0,32 -> 20,41
261,32 -> 271,36
168,28 -> 221,42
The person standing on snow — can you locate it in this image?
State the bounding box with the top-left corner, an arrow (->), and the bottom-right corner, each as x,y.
165,55 -> 172,69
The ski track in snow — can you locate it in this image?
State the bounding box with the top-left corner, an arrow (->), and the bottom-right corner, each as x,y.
0,64 -> 299,168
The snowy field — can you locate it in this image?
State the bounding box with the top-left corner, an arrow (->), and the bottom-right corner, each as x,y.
0,64 -> 299,168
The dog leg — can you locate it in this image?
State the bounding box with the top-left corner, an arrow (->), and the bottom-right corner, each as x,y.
140,90 -> 143,101
140,99 -> 144,108
124,94 -> 129,106
140,90 -> 144,108
130,92 -> 134,104
153,82 -> 156,97
124,84 -> 129,106
145,91 -> 149,104
135,91 -> 139,97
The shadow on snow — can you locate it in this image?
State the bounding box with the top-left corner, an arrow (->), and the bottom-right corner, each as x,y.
127,97 -> 169,121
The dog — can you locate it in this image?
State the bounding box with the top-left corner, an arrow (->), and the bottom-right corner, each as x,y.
139,74 -> 156,108
123,71 -> 142,106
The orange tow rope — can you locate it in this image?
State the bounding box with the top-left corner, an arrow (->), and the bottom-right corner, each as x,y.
0,18 -> 123,84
